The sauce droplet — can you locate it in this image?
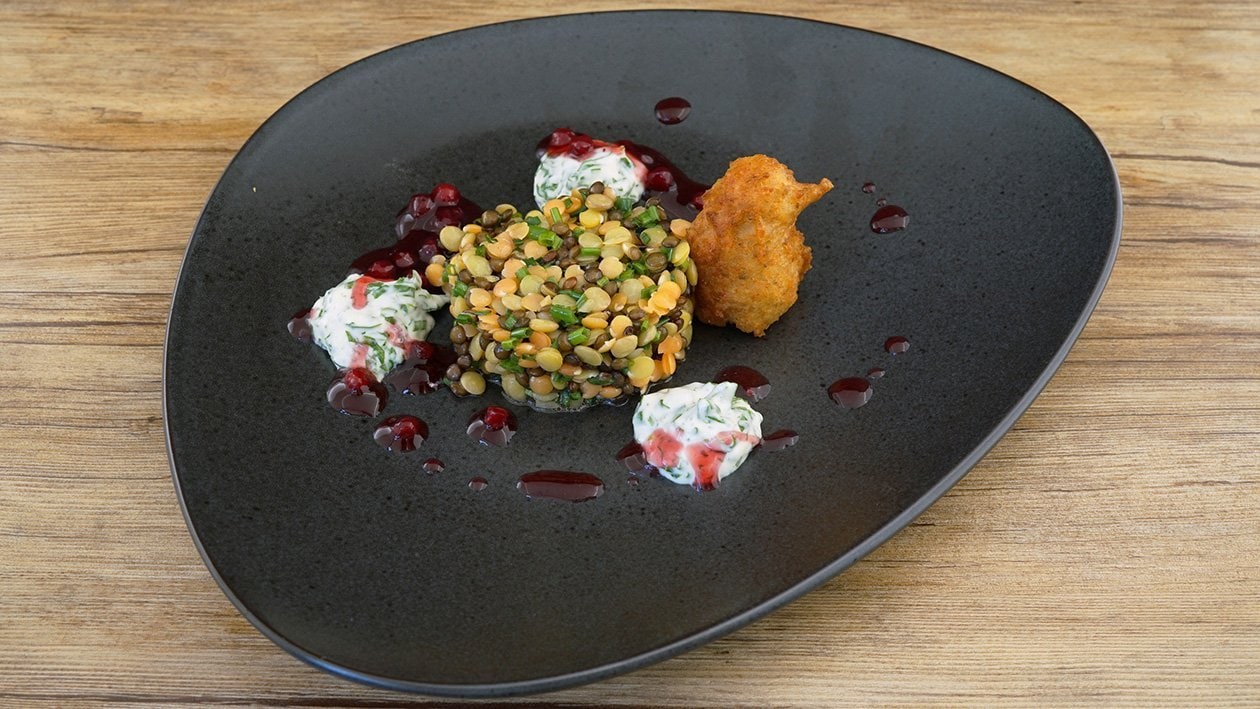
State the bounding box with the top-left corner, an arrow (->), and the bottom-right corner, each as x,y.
468,476 -> 488,492
422,458 -> 444,474
287,309 -> 313,343
861,181 -> 876,194
760,429 -> 800,451
326,368 -> 388,417
627,475 -> 640,487
871,204 -> 909,233
384,342 -> 456,395
616,441 -> 656,476
654,96 -> 692,125
713,365 -> 771,402
867,367 -> 886,378
875,197 -> 888,207
517,471 -> 606,502
372,415 -> 428,453
828,377 -> 873,409
466,406 -> 518,446
884,336 -> 910,355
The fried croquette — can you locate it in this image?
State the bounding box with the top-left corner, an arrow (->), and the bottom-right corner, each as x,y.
687,155 -> 833,336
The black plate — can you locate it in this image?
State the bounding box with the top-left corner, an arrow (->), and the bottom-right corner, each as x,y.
165,10 -> 1120,697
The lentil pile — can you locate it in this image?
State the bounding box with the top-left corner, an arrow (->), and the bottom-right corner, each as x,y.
423,184 -> 697,411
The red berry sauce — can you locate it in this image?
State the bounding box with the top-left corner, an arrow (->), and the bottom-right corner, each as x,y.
466,406 -> 518,447
350,183 -> 480,289
654,96 -> 692,125
287,309 -> 313,342
384,341 -> 456,396
870,204 -> 909,233
372,415 -> 429,453
760,429 -> 799,452
516,471 -> 606,502
828,377 -> 873,409
326,367 -> 388,417
714,365 -> 771,402
884,336 -> 911,355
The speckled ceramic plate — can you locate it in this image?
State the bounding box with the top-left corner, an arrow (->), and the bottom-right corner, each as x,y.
165,10 -> 1120,697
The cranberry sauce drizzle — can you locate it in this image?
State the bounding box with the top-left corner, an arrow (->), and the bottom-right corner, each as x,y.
517,471 -> 606,502
870,204 -> 909,233
537,128 -> 710,219
327,367 -> 388,417
714,365 -> 771,403
867,367 -> 886,378
687,444 -> 725,491
884,336 -> 911,355
287,309 -> 313,343
372,415 -> 429,453
466,405 -> 518,447
350,183 -> 480,287
468,476 -> 488,491
862,181 -> 876,194
828,377 -> 873,409
384,341 -> 457,395
654,96 -> 692,125
422,458 -> 444,474
760,429 -> 800,452
621,140 -> 709,218
616,441 -> 657,477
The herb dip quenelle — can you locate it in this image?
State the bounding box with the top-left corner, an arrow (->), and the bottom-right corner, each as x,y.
632,381 -> 763,489
534,129 -> 646,209
308,272 -> 448,380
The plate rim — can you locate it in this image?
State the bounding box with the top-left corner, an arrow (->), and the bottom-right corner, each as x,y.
163,9 -> 1123,697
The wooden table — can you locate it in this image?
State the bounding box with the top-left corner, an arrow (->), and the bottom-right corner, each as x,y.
4,1 -> 1258,705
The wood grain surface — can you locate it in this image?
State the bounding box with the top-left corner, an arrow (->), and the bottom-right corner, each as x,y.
3,1 -> 1258,705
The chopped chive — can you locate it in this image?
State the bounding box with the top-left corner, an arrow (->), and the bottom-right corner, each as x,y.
579,247 -> 601,258
500,356 -> 522,373
502,313 -> 518,329
474,244 -> 487,257
573,293 -> 588,311
550,304 -> 578,326
642,285 -> 657,299
596,276 -> 609,287
567,327 -> 590,345
525,215 -> 541,226
454,312 -> 476,325
510,326 -> 530,339
615,196 -> 635,212
549,207 -> 563,224
451,280 -> 469,297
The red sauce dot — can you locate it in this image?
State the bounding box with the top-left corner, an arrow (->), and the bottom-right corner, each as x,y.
828,377 -> 872,409
373,415 -> 428,453
884,336 -> 910,355
871,204 -> 909,233
467,406 -> 518,446
654,96 -> 692,125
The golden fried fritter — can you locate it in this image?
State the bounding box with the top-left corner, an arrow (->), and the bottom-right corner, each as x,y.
688,155 -> 833,336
